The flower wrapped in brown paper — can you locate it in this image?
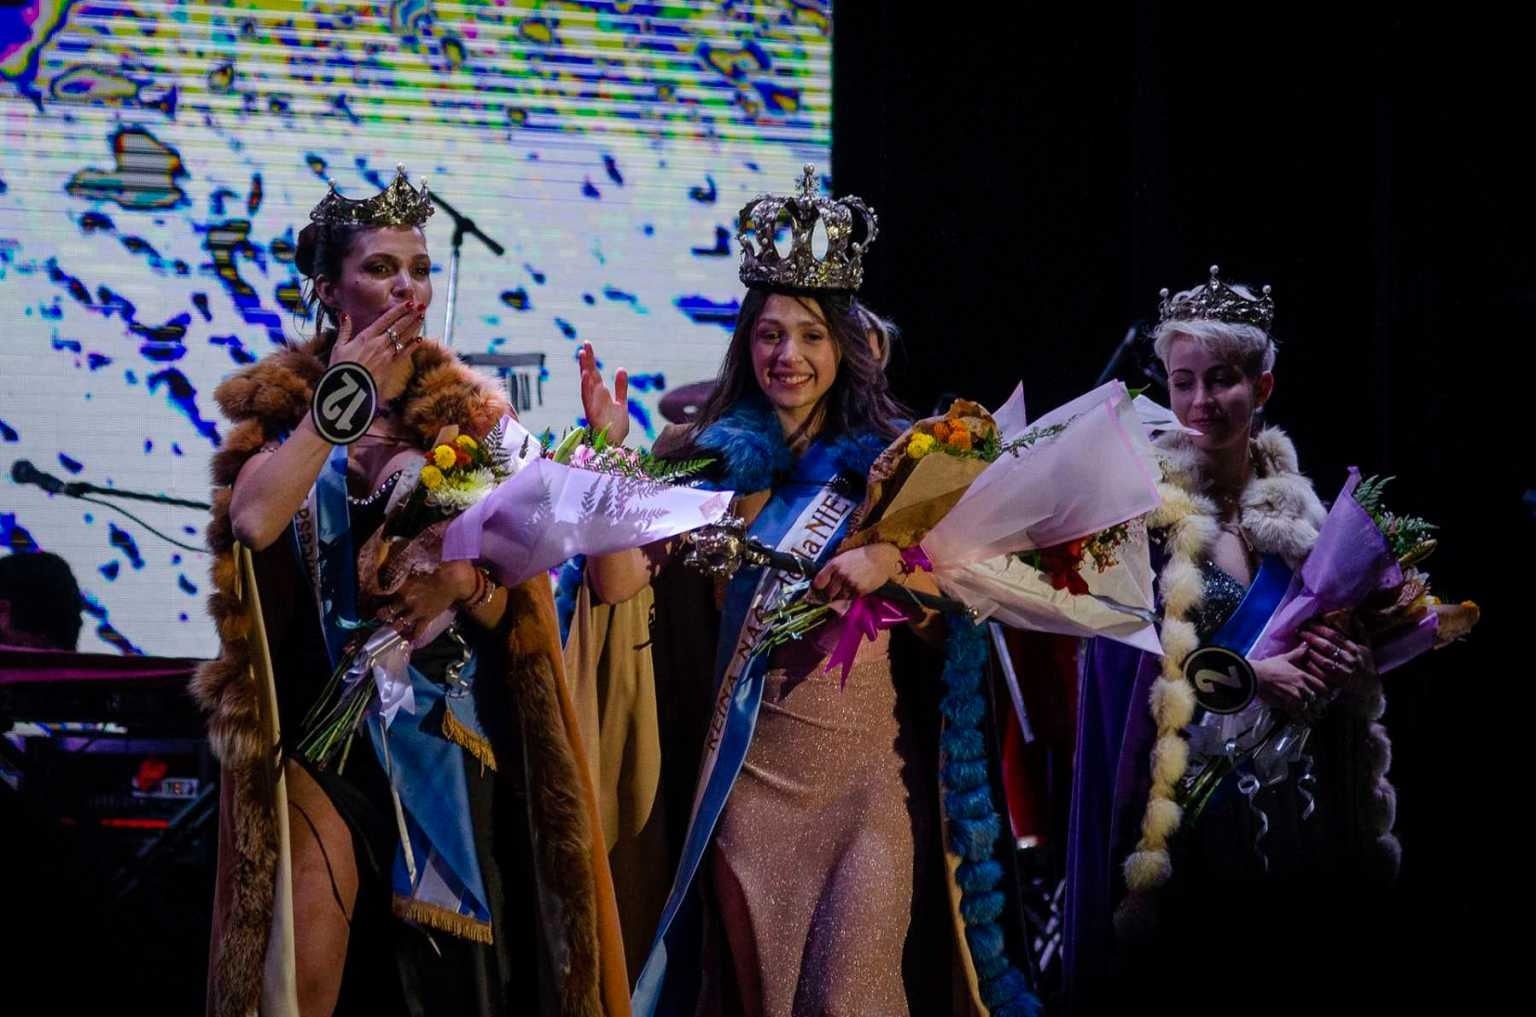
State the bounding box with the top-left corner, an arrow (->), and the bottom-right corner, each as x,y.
356,513 -> 454,611
841,399 -> 998,552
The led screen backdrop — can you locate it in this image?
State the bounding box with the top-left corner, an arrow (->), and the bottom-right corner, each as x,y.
0,0 -> 831,657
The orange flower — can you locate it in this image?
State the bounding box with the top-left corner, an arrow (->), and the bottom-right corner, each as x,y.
931,420 -> 951,443
948,427 -> 973,451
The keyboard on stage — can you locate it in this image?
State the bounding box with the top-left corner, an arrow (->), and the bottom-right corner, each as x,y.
0,645 -> 206,738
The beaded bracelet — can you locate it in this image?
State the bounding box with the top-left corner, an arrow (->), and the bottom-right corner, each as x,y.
461,565 -> 498,609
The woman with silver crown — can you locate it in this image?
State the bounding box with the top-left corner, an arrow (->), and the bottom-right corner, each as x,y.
1063,269 -> 1399,1011
195,167 -> 627,1017
569,167 -> 1016,1016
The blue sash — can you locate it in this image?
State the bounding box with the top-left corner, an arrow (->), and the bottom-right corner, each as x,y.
292,443 -> 359,668
291,444 -> 495,942
632,439 -> 860,1016
1209,554 -> 1293,655
366,656 -> 494,941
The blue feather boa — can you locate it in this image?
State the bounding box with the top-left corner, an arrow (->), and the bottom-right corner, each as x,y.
941,616 -> 1042,1016
690,392 -> 893,495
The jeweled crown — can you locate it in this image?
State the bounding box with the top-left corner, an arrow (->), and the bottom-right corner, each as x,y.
309,163 -> 435,228
737,164 -> 878,292
1158,265 -> 1274,331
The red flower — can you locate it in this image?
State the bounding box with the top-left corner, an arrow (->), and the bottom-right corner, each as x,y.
455,448 -> 472,468
1037,542 -> 1090,596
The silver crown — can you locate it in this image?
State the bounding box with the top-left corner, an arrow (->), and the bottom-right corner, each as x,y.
737,164 -> 878,292
309,163 -> 435,228
1158,265 -> 1274,330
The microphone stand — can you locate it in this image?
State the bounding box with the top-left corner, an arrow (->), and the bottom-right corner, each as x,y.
11,460 -> 209,510
429,188 -> 505,348
10,460 -> 210,553
1094,324 -> 1143,388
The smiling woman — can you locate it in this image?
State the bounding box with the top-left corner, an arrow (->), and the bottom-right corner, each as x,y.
567,166 -> 1028,1017
750,293 -> 838,431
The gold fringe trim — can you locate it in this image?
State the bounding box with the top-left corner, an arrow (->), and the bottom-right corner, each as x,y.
392,896 -> 494,944
441,704 -> 497,772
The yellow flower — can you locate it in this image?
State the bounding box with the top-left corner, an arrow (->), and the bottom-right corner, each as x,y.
906,433 -> 937,460
455,434 -> 478,452
420,464 -> 444,490
432,444 -> 457,470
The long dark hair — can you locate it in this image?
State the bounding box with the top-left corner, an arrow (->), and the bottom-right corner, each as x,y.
688,286 -> 909,444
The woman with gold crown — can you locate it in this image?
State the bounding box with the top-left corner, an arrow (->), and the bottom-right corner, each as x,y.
1063,269 -> 1404,1011
195,167 -> 628,1017
568,167 -> 1033,1017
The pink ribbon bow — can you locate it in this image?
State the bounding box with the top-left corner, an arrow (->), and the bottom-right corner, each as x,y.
822,546 -> 934,686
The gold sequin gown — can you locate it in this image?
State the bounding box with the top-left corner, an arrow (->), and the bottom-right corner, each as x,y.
710,631 -> 928,1017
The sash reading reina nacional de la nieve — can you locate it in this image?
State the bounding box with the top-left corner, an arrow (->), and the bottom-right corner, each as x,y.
633,438 -> 859,1015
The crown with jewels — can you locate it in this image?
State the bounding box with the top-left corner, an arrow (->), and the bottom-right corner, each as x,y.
309,163 -> 435,228
737,164 -> 878,292
1158,265 -> 1275,331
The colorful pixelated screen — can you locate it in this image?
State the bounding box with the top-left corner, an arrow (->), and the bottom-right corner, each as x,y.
0,1 -> 831,657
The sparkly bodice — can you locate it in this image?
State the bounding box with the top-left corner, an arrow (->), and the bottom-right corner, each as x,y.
1193,560 -> 1248,639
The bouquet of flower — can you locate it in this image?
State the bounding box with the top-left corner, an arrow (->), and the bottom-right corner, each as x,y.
355,423 -> 528,600
754,381 -> 1166,667
440,425 -> 730,588
300,418 -> 534,769
1176,470 -> 1479,827
547,425 -> 714,483
1248,470 -> 1479,668
1340,475 -> 1479,668
300,419 -> 725,769
834,400 -> 1004,554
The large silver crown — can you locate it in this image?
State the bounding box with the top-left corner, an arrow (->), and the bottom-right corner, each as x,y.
1158,265 -> 1275,331
310,163 -> 435,228
737,164 -> 878,292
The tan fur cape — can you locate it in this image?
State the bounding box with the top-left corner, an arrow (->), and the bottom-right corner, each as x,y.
194,337 -> 630,1016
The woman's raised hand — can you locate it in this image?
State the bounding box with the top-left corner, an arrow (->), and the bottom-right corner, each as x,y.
577,341 -> 630,445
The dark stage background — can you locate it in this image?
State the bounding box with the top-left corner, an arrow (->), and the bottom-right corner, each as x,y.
835,3 -> 1527,1010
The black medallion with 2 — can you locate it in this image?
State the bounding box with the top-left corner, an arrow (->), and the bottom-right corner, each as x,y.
1183,644 -> 1258,714
311,362 -> 378,445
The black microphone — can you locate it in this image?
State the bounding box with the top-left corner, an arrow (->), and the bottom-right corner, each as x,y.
11,458 -> 210,510
11,459 -> 68,495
